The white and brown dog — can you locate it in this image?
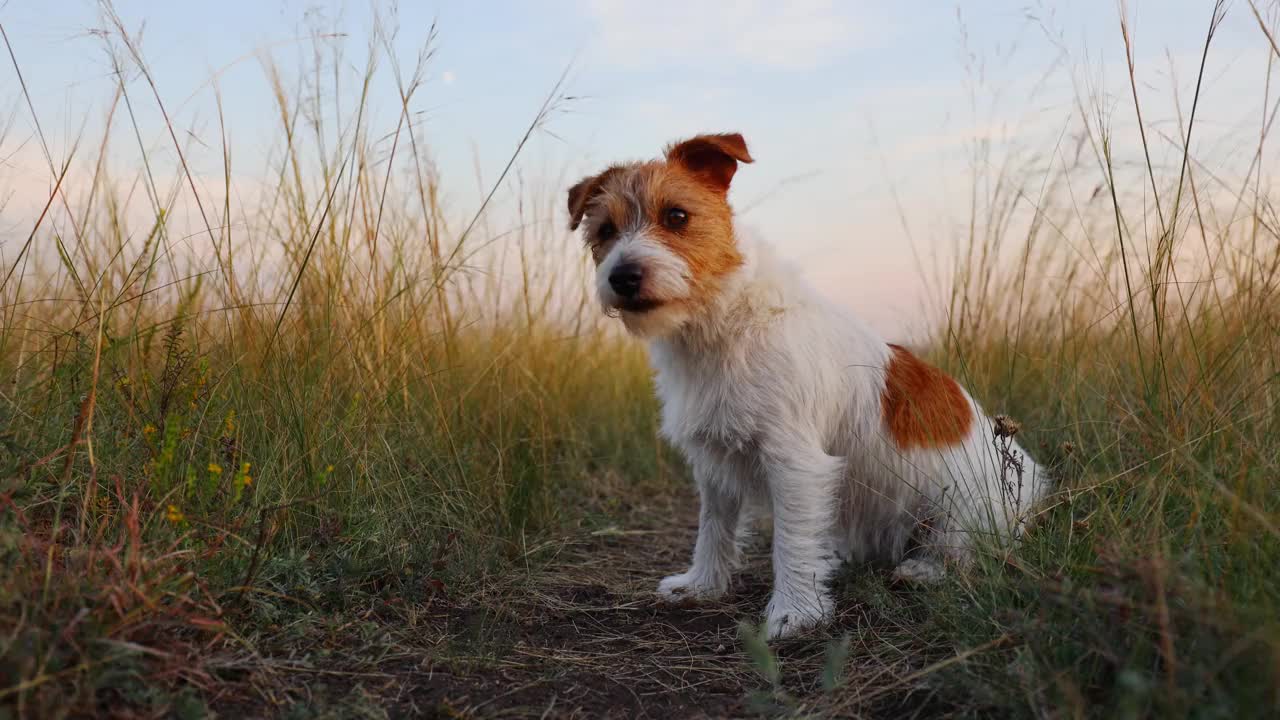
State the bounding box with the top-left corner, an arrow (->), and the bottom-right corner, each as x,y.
568,133 -> 1047,639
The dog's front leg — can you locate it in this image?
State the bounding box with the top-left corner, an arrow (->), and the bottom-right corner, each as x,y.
762,441 -> 842,639
657,460 -> 741,601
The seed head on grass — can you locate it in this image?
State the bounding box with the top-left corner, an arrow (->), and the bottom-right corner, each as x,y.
992,414 -> 1021,438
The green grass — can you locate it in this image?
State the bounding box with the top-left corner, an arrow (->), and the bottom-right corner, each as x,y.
930,299 -> 1280,715
3,2 -> 1280,718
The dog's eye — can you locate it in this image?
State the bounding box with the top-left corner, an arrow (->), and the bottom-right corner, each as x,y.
664,207 -> 689,230
597,221 -> 617,242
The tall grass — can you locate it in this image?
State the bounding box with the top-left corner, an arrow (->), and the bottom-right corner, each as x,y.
0,8 -> 660,716
927,2 -> 1280,715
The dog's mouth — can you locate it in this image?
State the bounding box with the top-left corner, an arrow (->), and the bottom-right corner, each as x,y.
615,298 -> 663,313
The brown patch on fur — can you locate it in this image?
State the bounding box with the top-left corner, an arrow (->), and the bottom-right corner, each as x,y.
881,344 -> 974,449
570,134 -> 756,301
634,161 -> 743,287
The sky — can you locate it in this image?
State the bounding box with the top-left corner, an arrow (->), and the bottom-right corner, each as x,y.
2,1 -> 1277,334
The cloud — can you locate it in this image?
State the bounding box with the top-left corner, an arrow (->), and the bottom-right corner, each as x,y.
582,0 -> 862,71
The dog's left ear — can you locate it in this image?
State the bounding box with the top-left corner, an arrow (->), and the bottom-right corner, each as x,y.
665,133 -> 753,193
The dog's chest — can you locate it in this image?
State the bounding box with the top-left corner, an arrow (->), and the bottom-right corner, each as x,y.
652,353 -> 764,453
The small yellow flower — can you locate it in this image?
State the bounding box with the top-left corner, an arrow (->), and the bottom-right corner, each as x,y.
208,463 -> 223,475
166,504 -> 185,524
326,465 -> 335,474
143,424 -> 157,437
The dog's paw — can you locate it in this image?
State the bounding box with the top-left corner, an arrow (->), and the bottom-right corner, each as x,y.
656,570 -> 726,602
764,589 -> 833,640
891,558 -> 946,584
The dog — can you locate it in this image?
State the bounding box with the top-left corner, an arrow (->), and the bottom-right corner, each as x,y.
567,133 -> 1048,639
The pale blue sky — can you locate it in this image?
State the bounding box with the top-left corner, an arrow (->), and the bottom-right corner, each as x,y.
2,1 -> 1275,331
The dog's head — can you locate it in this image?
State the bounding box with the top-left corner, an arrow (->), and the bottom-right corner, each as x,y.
567,133 -> 753,338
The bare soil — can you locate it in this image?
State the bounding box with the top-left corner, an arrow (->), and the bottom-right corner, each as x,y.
201,487 -> 984,719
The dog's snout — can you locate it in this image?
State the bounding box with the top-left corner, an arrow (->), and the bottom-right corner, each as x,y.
608,262 -> 644,298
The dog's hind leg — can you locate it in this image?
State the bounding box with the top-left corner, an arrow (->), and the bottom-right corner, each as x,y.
890,557 -> 946,583
891,516 -> 976,584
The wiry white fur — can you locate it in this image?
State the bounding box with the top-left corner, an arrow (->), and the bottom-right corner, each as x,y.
615,231 -> 1049,640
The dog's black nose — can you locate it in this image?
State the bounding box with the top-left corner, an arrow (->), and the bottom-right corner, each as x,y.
608,263 -> 644,298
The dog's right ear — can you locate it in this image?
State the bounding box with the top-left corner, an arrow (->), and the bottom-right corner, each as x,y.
567,167 -> 620,231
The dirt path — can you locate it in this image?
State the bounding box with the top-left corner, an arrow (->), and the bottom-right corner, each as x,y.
206,488 -> 965,719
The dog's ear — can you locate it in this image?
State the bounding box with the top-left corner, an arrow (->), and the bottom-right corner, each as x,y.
567,166 -> 621,231
665,133 -> 753,193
